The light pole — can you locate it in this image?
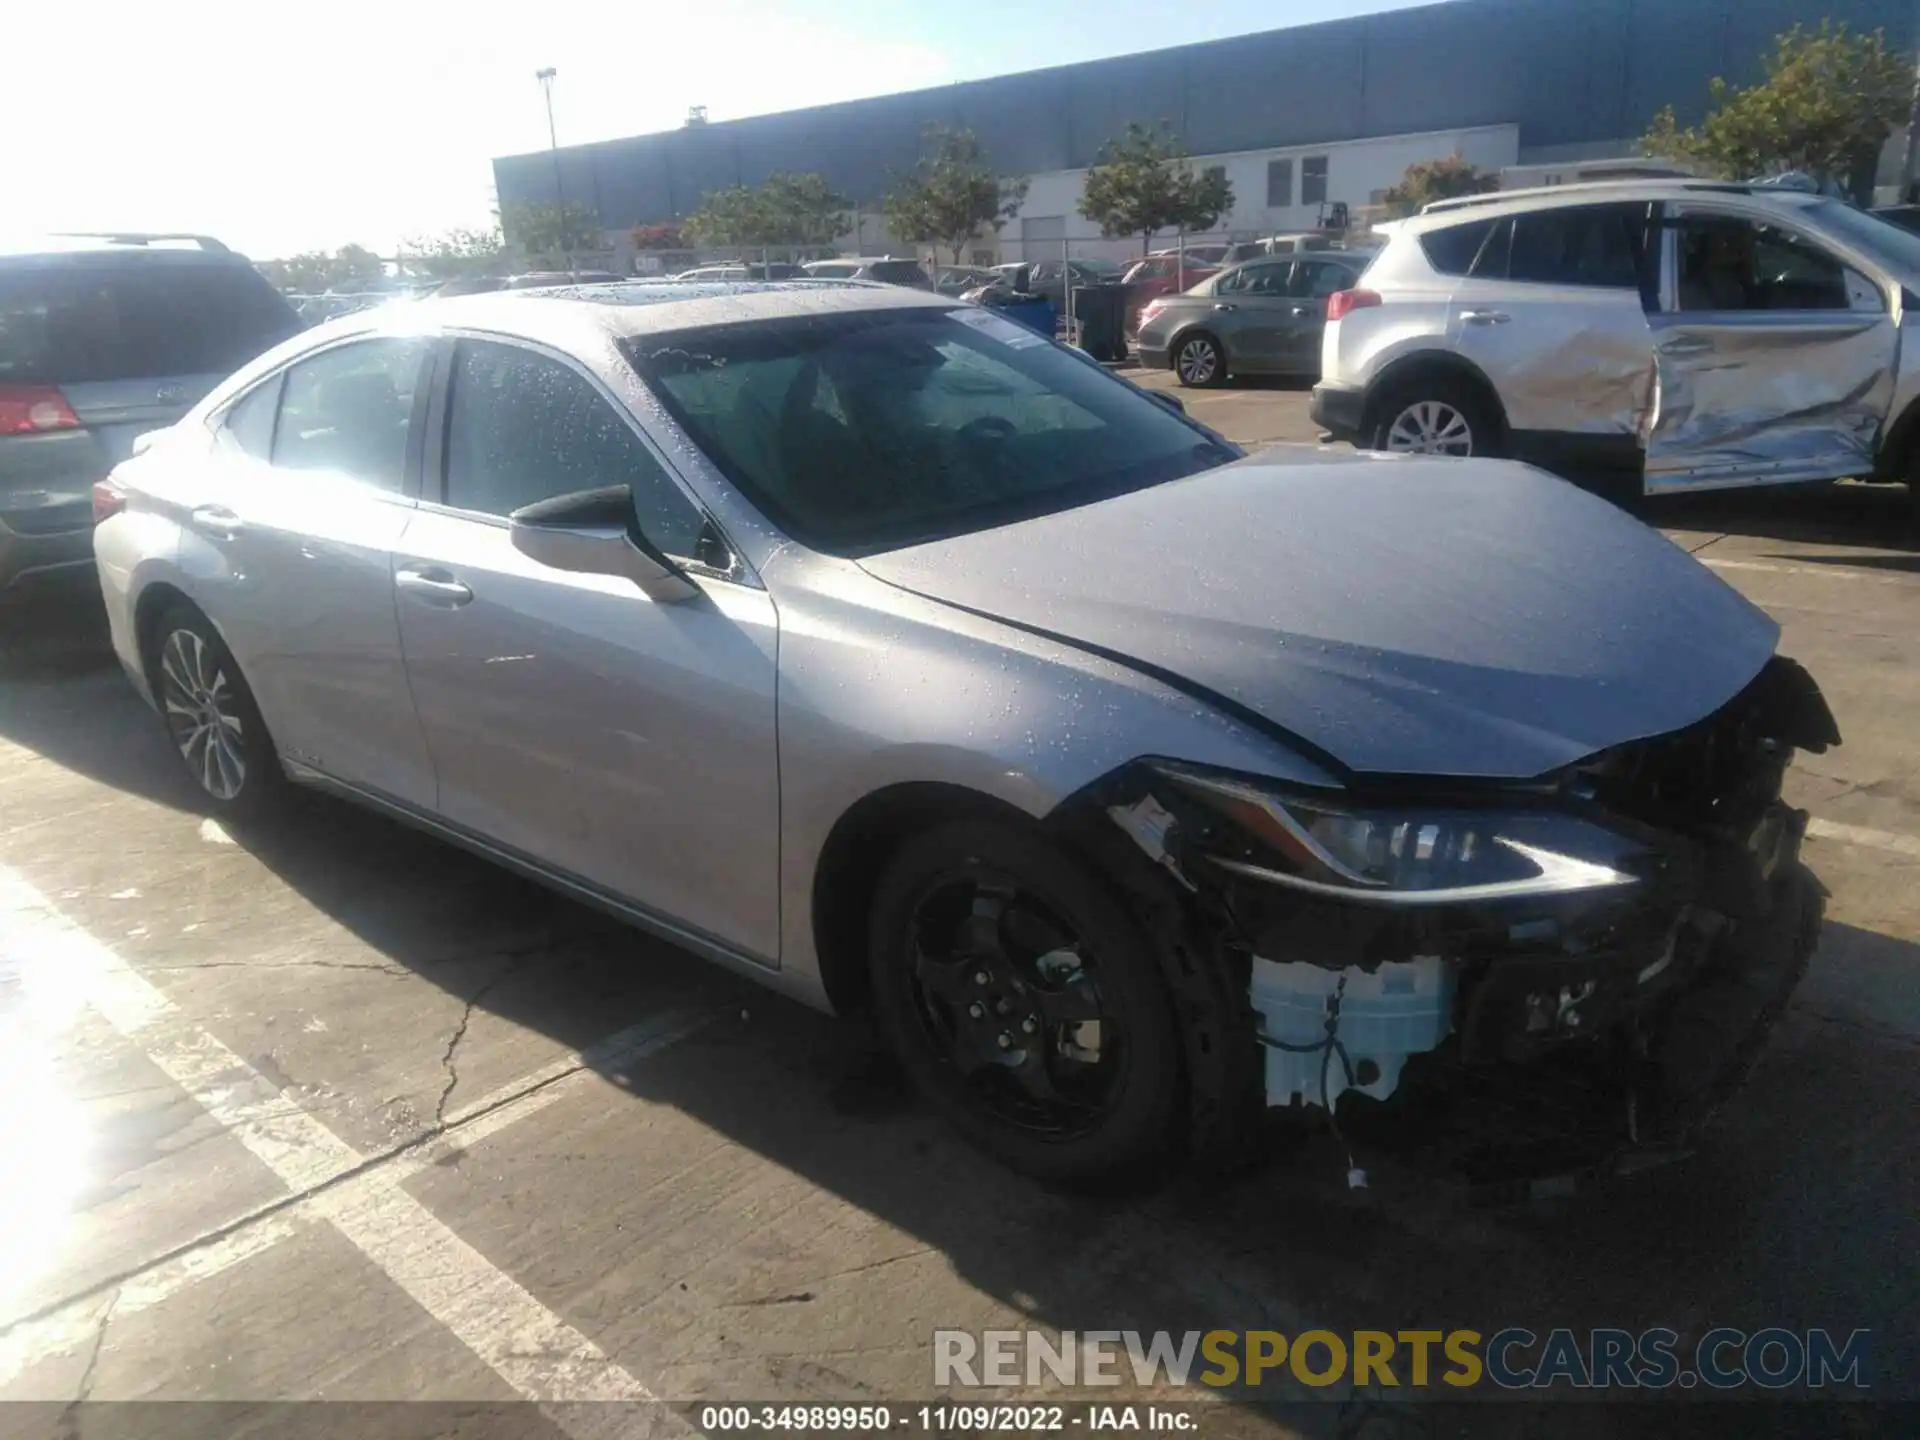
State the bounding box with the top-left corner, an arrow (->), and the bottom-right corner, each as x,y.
535,67 -> 576,278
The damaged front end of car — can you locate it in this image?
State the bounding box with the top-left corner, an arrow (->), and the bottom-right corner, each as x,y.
1049,656 -> 1842,1199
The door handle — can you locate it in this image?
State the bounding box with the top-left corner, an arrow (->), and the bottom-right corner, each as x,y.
395,566 -> 474,607
189,504 -> 244,540
1212,302 -> 1237,311
1459,309 -> 1510,325
1658,335 -> 1715,356
1291,305 -> 1314,316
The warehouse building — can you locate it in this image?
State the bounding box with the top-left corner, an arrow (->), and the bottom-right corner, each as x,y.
493,0 -> 1920,265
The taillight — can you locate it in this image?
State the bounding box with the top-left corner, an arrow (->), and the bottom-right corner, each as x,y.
0,384 -> 81,435
92,478 -> 127,523
1139,300 -> 1167,325
1326,289 -> 1382,323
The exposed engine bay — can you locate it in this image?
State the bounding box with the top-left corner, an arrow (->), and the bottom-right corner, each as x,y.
1064,655 -> 1841,1196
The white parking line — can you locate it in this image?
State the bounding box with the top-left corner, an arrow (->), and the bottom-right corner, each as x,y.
0,867 -> 698,1417
0,1217 -> 302,1389
1805,817 -> 1920,861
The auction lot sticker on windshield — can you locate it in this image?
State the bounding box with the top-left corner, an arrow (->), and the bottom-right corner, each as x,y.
952,307 -> 1050,349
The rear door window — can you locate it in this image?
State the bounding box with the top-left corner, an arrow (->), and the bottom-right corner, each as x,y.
272,338 -> 429,491
1506,204 -> 1645,288
0,262 -> 302,385
1291,260 -> 1355,298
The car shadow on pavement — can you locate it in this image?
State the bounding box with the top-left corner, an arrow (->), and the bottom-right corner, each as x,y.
179,783 -> 1920,1435
1638,480 -> 1916,552
0,581 -> 209,811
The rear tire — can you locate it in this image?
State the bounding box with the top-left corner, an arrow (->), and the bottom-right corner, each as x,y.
147,602 -> 284,823
1173,333 -> 1227,389
867,818 -> 1182,1186
1368,373 -> 1502,458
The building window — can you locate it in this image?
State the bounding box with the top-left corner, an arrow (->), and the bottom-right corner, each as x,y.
1267,158 -> 1293,208
1302,156 -> 1329,206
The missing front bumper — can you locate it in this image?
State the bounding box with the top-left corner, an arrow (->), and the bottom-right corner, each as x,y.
1313,861 -> 1823,1199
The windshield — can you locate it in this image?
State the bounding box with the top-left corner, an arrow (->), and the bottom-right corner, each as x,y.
1805,200 -> 1920,276
626,308 -> 1236,555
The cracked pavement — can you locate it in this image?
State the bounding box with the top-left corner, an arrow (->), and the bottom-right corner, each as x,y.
0,414 -> 1917,1433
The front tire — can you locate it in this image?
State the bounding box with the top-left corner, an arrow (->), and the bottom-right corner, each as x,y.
1173,333 -> 1226,389
867,818 -> 1182,1186
148,602 -> 284,822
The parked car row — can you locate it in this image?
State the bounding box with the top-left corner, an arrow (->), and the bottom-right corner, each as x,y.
85,275 -> 1840,1191
1133,252 -> 1371,385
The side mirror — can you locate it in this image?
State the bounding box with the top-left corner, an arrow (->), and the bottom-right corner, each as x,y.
509,484 -> 699,603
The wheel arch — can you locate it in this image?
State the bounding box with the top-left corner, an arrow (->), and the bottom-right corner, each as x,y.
133,581 -> 201,695
810,781 -> 1038,1016
1874,391 -> 1920,482
1361,351 -> 1511,447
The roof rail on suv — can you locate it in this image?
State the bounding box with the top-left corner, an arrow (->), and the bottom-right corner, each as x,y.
49,231 -> 233,253
1420,179 -> 1760,216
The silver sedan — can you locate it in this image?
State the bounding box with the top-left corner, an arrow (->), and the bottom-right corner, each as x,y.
94,281 -> 1837,1187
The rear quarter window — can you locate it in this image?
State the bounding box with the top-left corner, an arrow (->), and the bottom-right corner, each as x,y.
0,260 -> 302,385
1417,218 -> 1498,277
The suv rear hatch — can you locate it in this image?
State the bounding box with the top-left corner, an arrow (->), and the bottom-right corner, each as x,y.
1,254 -> 302,536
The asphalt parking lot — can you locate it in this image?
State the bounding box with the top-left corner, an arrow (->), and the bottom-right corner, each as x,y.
2,385 -> 1917,1438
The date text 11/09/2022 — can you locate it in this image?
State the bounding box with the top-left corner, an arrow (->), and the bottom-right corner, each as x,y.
698,1407 -> 1195,1432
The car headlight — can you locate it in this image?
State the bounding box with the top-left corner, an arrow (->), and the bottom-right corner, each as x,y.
1151,762 -> 1641,906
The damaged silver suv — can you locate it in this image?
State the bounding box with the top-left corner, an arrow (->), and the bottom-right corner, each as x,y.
94,282 -> 1839,1188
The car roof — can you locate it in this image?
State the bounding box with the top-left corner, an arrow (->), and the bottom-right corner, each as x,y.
313,278 -> 955,353
1413,178 -> 1828,229
0,232 -> 253,268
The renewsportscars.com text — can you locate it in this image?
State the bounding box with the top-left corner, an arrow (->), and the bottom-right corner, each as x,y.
933,1327 -> 1871,1392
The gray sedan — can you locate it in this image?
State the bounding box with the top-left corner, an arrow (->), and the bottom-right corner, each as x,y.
94,281 -> 1836,1187
1135,254 -> 1369,386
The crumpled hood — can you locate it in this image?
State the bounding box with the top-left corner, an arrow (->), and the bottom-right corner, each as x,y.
857,450 -> 1780,780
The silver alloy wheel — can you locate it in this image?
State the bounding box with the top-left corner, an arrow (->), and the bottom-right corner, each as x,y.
159,628 -> 247,801
1384,399 -> 1474,456
1176,336 -> 1220,385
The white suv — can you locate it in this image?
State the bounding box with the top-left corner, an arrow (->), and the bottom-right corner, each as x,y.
1311,180 -> 1920,504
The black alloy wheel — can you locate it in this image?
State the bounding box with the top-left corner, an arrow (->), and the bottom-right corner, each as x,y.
868,820 -> 1181,1184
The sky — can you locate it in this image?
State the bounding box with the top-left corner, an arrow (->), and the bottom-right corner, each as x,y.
3,0 -> 1421,260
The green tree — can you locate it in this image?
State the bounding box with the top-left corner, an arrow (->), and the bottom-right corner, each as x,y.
684,173 -> 850,251
1078,122 -> 1236,254
1382,153 -> 1500,217
401,222 -> 505,280
1641,22 -> 1912,194
258,246 -> 387,293
682,185 -> 769,247
502,200 -> 604,255
884,126 -> 1030,262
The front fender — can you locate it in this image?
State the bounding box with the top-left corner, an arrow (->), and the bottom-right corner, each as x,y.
767,551 -> 1336,990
